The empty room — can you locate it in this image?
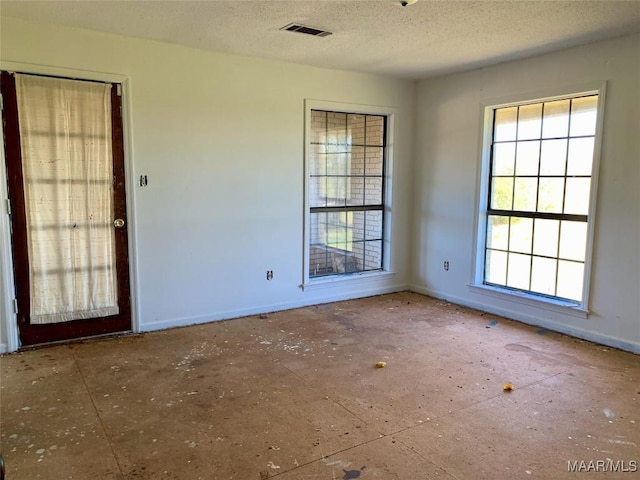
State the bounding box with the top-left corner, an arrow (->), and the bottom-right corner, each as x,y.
0,1 -> 639,479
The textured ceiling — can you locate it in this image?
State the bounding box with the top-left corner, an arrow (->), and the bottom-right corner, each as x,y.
2,0 -> 640,79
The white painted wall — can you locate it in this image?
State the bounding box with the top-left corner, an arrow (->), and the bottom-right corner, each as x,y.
1,17 -> 638,355
0,17 -> 415,351
412,33 -> 640,353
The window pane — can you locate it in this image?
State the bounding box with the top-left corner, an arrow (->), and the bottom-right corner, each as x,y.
570,96 -> 598,137
309,176 -> 326,208
343,251 -> 359,273
509,217 -> 533,254
533,218 -> 559,257
537,178 -> 564,213
310,212 -> 326,245
493,143 -> 515,176
559,221 -> 587,262
531,257 -> 557,296
363,240 -> 383,270
326,177 -> 347,206
566,137 -> 594,176
348,114 -> 366,145
557,260 -> 584,301
326,153 -> 348,175
311,209 -> 383,276
352,211 -> 365,242
506,252 -> 531,290
325,143 -> 349,155
482,94 -> 598,303
350,146 -> 365,175
309,146 -> 326,176
515,140 -> 540,176
365,116 -> 385,146
564,178 -> 591,215
326,112 -> 347,144
308,110 -> 386,279
365,177 -> 383,205
487,215 -> 509,250
349,177 -> 364,206
485,249 -> 507,285
517,103 -> 542,140
310,110 -> 326,144
309,212 -> 353,250
326,212 -> 349,250
491,177 -> 513,210
352,210 -> 383,242
325,226 -> 341,248
513,178 -> 538,212
365,210 -> 383,240
539,139 -> 567,176
309,214 -> 330,277
365,146 -> 384,176
494,107 -> 517,142
542,99 -> 570,138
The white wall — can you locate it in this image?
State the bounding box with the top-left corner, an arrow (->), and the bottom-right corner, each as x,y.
2,17 -> 638,355
0,17 -> 415,351
412,33 -> 640,353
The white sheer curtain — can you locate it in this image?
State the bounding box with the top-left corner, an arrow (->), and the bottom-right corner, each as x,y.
16,74 -> 119,324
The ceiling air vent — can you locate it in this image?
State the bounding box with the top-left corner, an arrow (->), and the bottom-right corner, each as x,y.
280,23 -> 333,38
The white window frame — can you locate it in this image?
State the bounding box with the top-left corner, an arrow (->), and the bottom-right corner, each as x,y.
302,99 -> 397,290
470,83 -> 607,316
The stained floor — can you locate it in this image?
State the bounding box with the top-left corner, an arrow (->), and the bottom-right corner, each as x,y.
1,292 -> 639,479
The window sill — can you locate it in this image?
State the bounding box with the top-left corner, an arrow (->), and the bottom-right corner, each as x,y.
467,283 -> 589,319
301,270 -> 396,292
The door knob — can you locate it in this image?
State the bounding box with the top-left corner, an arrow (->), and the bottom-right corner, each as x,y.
114,218 -> 125,228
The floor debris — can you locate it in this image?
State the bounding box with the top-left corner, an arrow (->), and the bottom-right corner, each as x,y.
2,292 -> 638,479
343,466 -> 366,479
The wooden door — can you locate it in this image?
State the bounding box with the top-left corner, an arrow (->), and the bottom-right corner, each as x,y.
1,71 -> 131,346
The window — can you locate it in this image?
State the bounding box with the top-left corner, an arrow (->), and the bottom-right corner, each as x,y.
307,110 -> 387,279
479,93 -> 600,305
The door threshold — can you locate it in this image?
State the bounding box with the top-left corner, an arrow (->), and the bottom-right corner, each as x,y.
18,330 -> 135,351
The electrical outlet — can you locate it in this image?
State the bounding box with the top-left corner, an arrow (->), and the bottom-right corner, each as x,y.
266,270 -> 273,280
444,260 -> 449,271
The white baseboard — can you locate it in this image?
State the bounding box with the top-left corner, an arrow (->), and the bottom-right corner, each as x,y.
409,285 -> 640,355
140,283 -> 408,333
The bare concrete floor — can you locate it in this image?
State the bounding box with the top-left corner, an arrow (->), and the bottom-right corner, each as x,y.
1,292 -> 639,479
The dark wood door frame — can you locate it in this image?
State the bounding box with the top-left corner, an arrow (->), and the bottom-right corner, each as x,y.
1,71 -> 132,346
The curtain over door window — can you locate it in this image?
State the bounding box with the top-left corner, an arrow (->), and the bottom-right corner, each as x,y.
15,74 -> 119,324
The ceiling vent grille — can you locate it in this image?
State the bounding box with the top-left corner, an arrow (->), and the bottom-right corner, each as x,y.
280,23 -> 333,37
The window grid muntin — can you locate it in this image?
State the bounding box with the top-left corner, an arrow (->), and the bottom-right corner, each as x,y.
309,110 -> 386,278
484,94 -> 597,302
